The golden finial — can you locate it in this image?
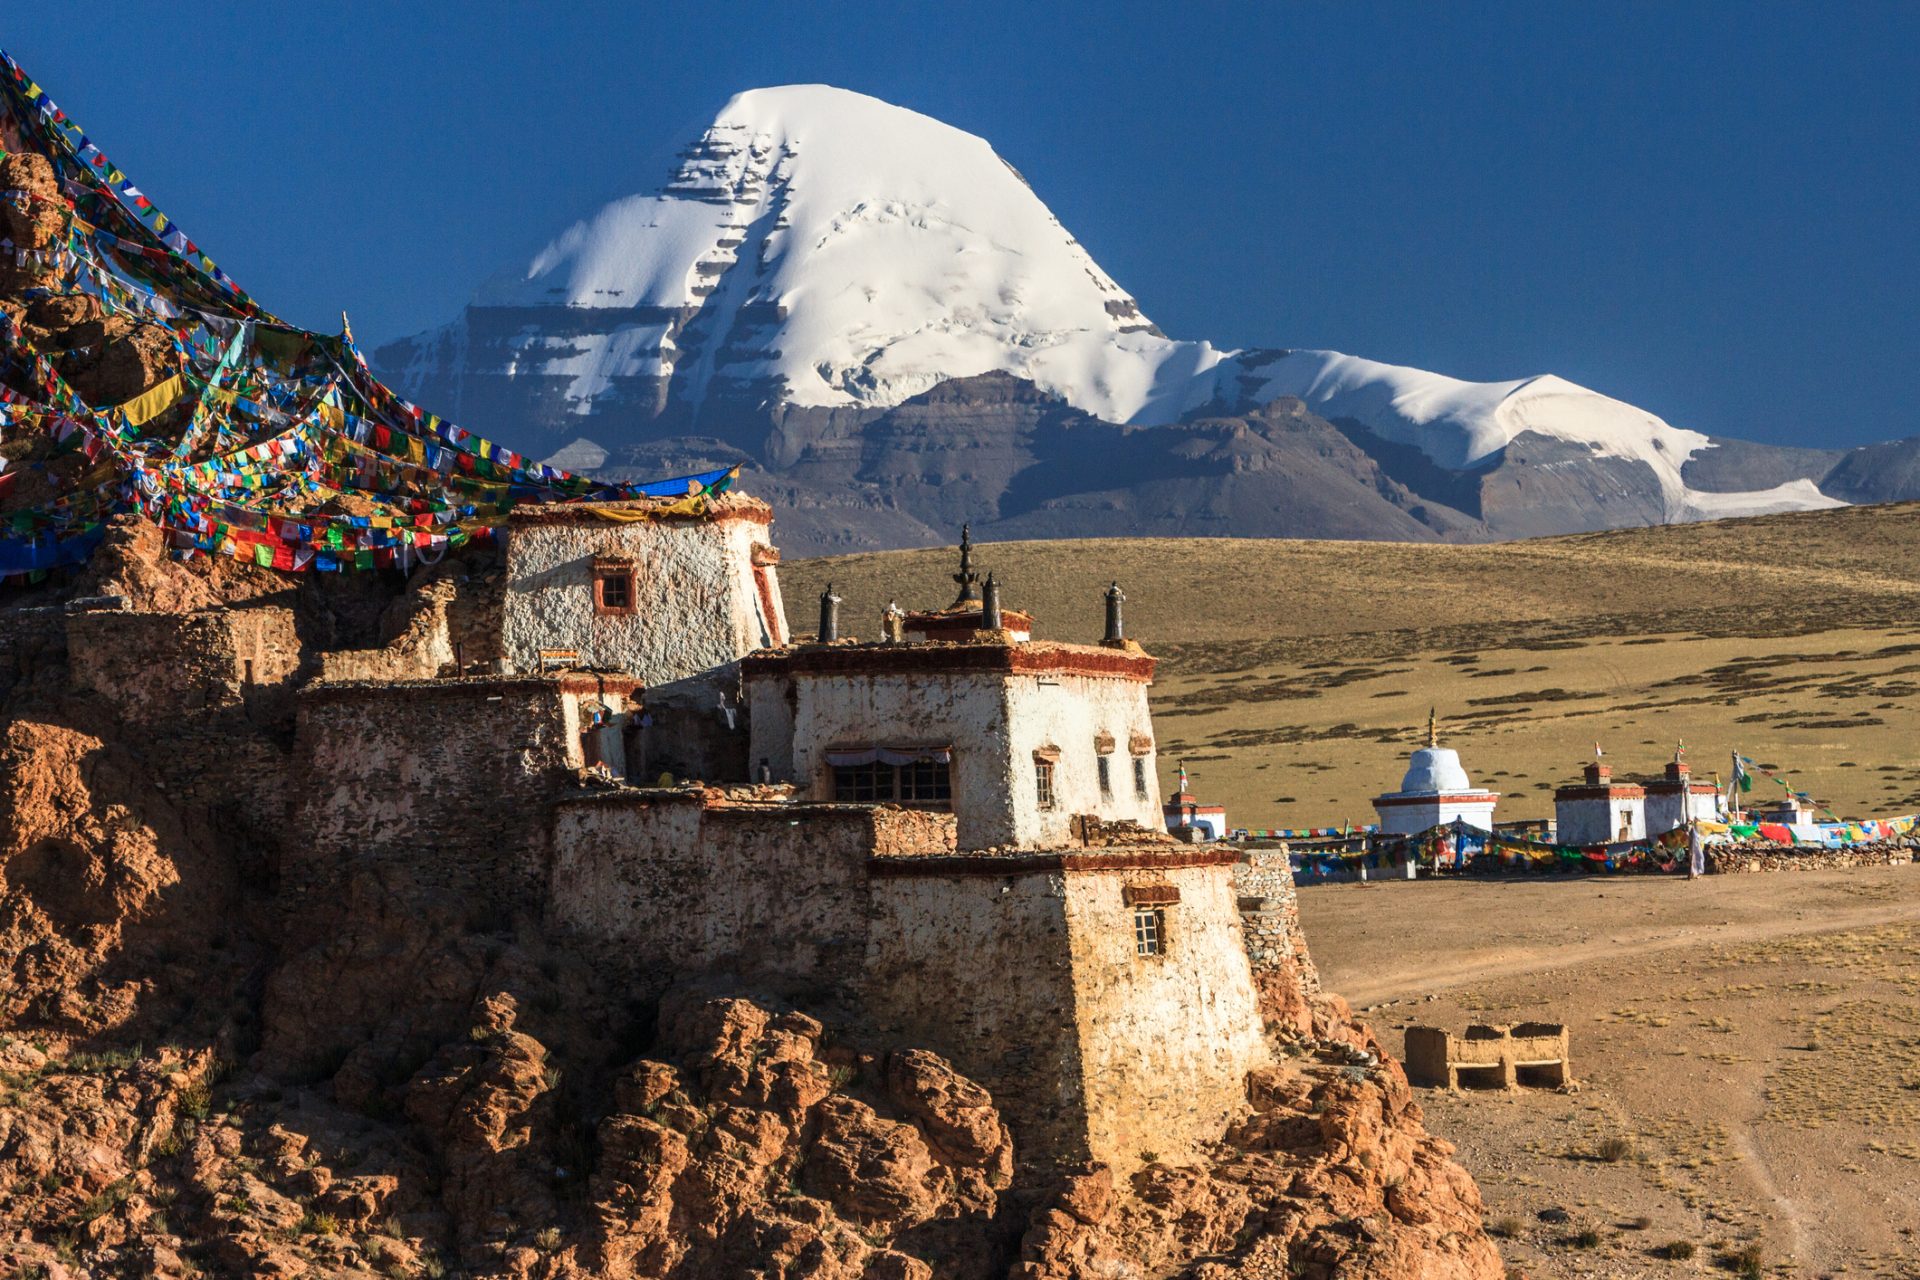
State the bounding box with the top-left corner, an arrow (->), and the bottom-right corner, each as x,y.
1426,707 -> 1438,748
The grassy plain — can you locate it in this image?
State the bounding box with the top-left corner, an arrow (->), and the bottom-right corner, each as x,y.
784,502 -> 1920,831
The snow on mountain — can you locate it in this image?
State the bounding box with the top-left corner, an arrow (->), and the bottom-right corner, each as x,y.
471,84 -> 1230,426
1241,350 -> 1845,519
386,82 -> 1843,527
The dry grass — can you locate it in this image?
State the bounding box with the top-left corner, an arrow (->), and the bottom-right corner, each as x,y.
785,503 -> 1920,829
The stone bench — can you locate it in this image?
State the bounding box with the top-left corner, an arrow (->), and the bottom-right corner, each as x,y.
1405,1022 -> 1571,1089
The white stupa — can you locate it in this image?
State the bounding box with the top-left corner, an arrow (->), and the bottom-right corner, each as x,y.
1372,711 -> 1500,836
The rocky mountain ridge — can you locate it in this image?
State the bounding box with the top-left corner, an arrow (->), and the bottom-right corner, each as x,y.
374,84 -> 1905,556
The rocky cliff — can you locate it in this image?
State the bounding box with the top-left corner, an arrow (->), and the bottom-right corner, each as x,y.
0,532 -> 1503,1280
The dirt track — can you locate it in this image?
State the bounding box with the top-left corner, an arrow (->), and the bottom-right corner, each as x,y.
1302,866 -> 1920,1279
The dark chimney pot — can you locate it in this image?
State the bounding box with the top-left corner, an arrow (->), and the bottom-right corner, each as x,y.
982,572 -> 1002,630
818,583 -> 841,643
1104,581 -> 1126,644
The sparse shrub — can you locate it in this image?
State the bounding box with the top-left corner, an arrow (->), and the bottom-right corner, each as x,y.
1488,1217 -> 1523,1239
1720,1243 -> 1764,1278
299,1209 -> 339,1236
826,1063 -> 856,1089
151,1126 -> 183,1159
178,1082 -> 211,1121
1139,1149 -> 1161,1165
1628,1215 -> 1654,1230
534,1225 -> 563,1252
1564,1228 -> 1603,1249
1596,1135 -> 1635,1163
1655,1240 -> 1698,1260
421,1256 -> 447,1280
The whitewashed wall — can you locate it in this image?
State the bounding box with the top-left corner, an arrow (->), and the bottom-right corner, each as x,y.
502,512 -> 782,680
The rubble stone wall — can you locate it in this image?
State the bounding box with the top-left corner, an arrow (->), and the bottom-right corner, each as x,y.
1709,841 -> 1916,874
862,868 -> 1091,1169
1234,847 -> 1321,995
282,678 -> 580,933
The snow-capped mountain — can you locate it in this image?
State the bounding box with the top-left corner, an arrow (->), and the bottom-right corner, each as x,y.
379,84 -> 1868,553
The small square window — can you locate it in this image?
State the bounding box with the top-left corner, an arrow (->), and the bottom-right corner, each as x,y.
1134,907 -> 1164,957
1097,754 -> 1112,797
1035,759 -> 1056,811
898,759 -> 952,805
1133,756 -> 1149,799
833,761 -> 888,802
594,562 -> 637,616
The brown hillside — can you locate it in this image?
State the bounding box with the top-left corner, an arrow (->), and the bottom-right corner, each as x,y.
784,502 -> 1920,830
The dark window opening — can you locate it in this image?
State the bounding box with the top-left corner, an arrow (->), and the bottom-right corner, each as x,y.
1035,759 -> 1056,810
1134,907 -> 1165,957
1133,756 -> 1149,799
1097,754 -> 1112,798
833,759 -> 951,807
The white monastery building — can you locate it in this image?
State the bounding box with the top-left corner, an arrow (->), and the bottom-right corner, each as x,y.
1643,753 -> 1720,834
1554,759 -> 1646,846
1370,712 -> 1499,836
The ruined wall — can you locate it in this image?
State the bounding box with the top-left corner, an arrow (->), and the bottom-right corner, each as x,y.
861,864 -> 1090,1168
1002,671 -> 1160,848
501,503 -> 781,681
66,605 -> 302,725
1062,859 -> 1270,1170
547,796 -> 950,998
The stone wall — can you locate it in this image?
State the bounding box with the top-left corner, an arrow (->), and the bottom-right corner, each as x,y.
862,865 -> 1090,1169
1233,846 -> 1321,1019
1708,841 -> 1916,874
751,659 -> 1159,852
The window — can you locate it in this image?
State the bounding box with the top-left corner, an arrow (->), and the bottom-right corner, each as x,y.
1133,756 -> 1149,799
1097,754 -> 1112,797
1035,759 -> 1056,810
898,759 -> 952,804
1134,907 -> 1165,957
593,560 -> 637,616
832,758 -> 951,807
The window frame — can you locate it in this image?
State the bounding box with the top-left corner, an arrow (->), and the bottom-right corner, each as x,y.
1133,755 -> 1149,799
830,755 -> 953,809
1133,906 -> 1166,957
592,559 -> 639,617
1097,752 -> 1112,798
1035,758 -> 1056,811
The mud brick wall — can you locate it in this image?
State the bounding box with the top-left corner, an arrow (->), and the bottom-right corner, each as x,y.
548,795 -> 941,1000
1708,842 -> 1916,874
0,605 -> 68,697
65,605 -> 301,725
282,678 -> 581,932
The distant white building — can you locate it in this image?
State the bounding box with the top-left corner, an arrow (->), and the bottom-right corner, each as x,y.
1371,713 -> 1499,836
1555,760 -> 1645,846
1162,763 -> 1227,840
1644,754 -> 1720,834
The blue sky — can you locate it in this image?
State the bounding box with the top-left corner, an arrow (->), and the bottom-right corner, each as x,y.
9,2 -> 1918,448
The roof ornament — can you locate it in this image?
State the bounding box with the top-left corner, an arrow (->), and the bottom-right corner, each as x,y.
951,523 -> 981,606
882,599 -> 906,644
1104,581 -> 1126,645
982,572 -> 1002,630
1426,706 -> 1438,749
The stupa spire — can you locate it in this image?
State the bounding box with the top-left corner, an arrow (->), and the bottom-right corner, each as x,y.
1426,707 -> 1438,748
